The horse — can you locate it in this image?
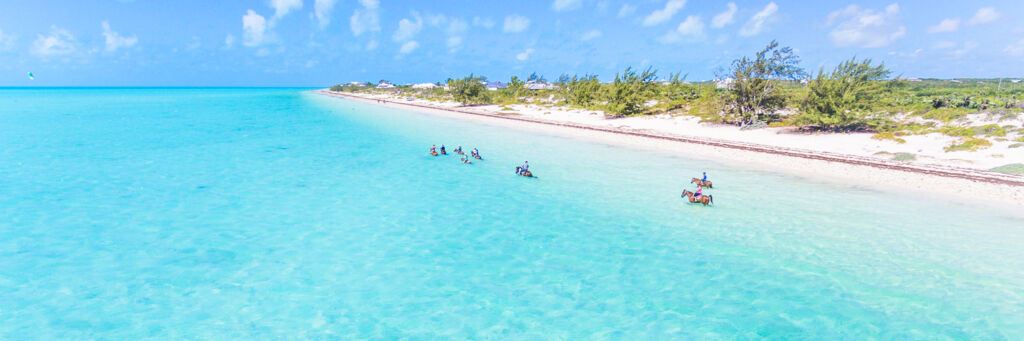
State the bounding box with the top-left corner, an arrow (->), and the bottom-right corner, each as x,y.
680,189 -> 713,206
431,151 -> 438,156
691,178 -> 713,188
515,167 -> 534,177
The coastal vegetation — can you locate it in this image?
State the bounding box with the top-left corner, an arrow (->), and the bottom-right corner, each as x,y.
723,40 -> 805,126
329,41 -> 1024,152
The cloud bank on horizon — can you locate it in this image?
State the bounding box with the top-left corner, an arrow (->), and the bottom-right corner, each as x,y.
1,0 -> 1022,86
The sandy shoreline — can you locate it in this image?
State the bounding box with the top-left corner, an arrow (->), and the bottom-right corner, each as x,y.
316,90 -> 1024,210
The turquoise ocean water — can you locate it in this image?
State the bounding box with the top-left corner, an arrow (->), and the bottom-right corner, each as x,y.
1,88 -> 1022,339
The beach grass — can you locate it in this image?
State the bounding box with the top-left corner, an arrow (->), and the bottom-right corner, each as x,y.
892,152 -> 916,161
990,163 -> 1024,175
945,137 -> 992,152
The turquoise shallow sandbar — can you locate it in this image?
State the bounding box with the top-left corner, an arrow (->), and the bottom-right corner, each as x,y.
1,88 -> 1022,339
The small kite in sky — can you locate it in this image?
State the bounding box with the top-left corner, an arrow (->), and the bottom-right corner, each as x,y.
28,72 -> 34,80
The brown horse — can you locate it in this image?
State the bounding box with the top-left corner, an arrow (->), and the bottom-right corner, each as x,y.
515,167 -> 534,177
681,189 -> 713,206
691,178 -> 712,188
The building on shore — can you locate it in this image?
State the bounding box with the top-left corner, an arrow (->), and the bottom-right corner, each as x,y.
485,81 -> 508,90
376,80 -> 396,89
412,83 -> 438,89
714,78 -> 734,89
525,80 -> 557,90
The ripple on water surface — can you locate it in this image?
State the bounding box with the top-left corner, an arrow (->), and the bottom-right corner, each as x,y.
0,88 -> 1022,339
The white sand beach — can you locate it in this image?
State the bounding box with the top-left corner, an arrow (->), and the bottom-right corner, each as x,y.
319,90 -> 1024,210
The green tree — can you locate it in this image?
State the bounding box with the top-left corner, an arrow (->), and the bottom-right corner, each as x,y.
329,85 -> 343,92
662,72 -> 700,110
504,76 -> 526,99
448,74 -> 489,105
725,40 -> 805,125
798,58 -> 891,130
607,66 -> 657,116
563,74 -> 602,108
527,72 -> 546,82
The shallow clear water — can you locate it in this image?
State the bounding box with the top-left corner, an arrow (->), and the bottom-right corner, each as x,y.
1,88 -> 1022,339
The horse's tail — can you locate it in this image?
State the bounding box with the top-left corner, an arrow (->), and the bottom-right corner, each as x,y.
709,195 -> 714,205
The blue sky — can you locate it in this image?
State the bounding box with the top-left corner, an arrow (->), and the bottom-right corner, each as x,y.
1,0 -> 1023,86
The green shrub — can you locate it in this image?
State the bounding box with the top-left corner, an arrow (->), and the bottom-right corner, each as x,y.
1009,143 -> 1023,148
871,132 -> 906,143
797,58 -> 889,130
975,124 -> 1006,137
606,66 -> 657,116
921,107 -> 972,122
944,137 -> 992,152
892,152 -> 916,161
989,163 -> 1024,175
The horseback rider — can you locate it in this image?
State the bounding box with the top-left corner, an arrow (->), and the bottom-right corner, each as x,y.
440,145 -> 446,154
694,185 -> 703,198
520,161 -> 529,175
702,172 -> 707,184
430,145 -> 436,154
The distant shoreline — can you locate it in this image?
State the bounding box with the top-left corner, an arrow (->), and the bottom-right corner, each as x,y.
317,89 -> 1024,209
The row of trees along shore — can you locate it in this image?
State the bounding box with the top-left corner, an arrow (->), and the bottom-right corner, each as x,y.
331,41 -> 1024,151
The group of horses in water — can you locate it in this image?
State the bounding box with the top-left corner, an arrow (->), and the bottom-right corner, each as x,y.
682,177 -> 714,206
429,144 -> 712,203
429,145 -> 535,178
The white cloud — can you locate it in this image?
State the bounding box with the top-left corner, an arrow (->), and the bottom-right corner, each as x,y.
581,29 -> 602,41
447,36 -> 462,48
31,26 -> 76,57
366,39 -> 378,50
270,0 -> 302,20
739,2 -> 777,36
932,41 -> 956,49
425,13 -> 447,27
186,36 -> 201,50
927,18 -> 960,33
0,28 -> 17,51
399,40 -> 419,54
350,0 -> 381,36
472,16 -> 495,29
617,4 -> 636,18
392,12 -> 423,41
101,21 -> 137,52
711,2 -> 737,28
224,34 -> 236,48
643,0 -> 686,27
504,15 -> 530,33
1005,39 -> 1024,57
314,0 -> 339,29
967,7 -> 1000,25
658,15 -> 704,43
448,19 -> 468,35
242,10 -> 268,47
516,48 -> 534,61
552,0 -> 582,12
446,18 -> 468,52
953,41 -> 978,57
825,3 -> 904,48
888,48 -> 922,57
